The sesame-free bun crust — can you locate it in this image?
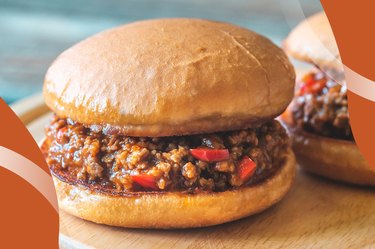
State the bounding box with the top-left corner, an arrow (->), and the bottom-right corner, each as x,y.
281,113 -> 375,186
284,12 -> 342,71
44,18 -> 295,136
53,149 -> 295,228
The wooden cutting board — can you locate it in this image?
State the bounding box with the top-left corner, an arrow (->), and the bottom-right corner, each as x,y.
13,94 -> 375,249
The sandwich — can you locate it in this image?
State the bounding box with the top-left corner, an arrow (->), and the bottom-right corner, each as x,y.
282,12 -> 375,186
41,18 -> 296,228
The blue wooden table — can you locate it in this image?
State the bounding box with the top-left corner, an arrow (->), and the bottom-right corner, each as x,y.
0,0 -> 322,104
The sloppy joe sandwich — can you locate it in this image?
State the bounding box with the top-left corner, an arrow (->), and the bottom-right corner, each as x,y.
283,12 -> 375,186
42,18 -> 296,228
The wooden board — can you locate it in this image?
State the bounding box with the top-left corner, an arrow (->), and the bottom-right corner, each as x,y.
14,95 -> 375,249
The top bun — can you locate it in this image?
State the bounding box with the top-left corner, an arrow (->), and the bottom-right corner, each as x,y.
44,18 -> 295,137
284,12 -> 342,71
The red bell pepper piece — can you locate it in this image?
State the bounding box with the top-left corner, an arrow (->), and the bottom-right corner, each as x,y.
298,73 -> 326,95
190,148 -> 230,162
238,156 -> 256,182
131,174 -> 158,190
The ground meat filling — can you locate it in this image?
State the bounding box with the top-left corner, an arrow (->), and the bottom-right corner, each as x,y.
291,70 -> 352,140
45,116 -> 289,193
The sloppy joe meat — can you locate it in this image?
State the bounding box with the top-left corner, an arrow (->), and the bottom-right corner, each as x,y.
44,116 -> 289,193
291,70 -> 352,140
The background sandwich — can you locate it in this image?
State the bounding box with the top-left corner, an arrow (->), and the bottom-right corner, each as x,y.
282,12 -> 375,186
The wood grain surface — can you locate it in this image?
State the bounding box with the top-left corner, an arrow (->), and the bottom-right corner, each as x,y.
15,96 -> 375,249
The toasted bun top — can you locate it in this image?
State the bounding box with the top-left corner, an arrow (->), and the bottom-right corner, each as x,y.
284,12 -> 342,71
44,18 -> 295,136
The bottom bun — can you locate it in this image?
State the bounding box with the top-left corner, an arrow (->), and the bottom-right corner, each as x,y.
282,120 -> 375,186
53,149 -> 295,229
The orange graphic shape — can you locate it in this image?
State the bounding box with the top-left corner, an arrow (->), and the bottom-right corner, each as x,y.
0,99 -> 59,248
321,1 -> 375,171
